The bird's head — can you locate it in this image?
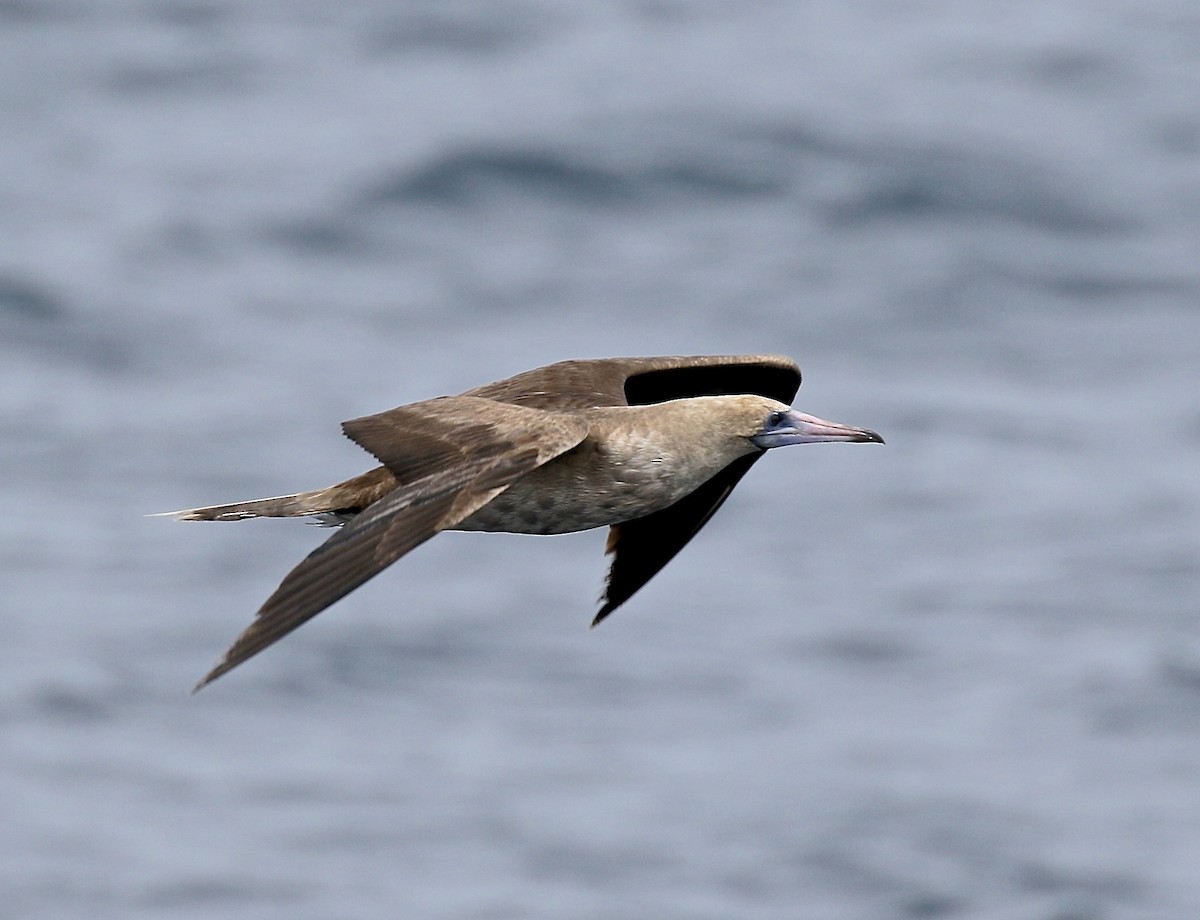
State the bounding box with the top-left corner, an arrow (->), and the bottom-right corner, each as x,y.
714,395 -> 884,451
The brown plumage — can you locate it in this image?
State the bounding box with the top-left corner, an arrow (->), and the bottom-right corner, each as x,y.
160,355 -> 882,690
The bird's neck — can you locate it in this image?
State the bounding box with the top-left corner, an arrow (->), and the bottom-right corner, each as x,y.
588,400 -> 756,485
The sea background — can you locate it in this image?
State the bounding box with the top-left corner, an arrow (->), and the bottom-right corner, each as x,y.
3,2 -> 1199,918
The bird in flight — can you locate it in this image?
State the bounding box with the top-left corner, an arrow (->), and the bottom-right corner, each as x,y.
160,355 -> 883,690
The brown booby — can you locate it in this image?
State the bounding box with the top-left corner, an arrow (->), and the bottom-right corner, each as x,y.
162,355 -> 883,689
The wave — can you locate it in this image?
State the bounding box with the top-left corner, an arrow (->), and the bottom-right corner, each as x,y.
362,125 -> 1130,231
261,121 -> 1135,258
360,143 -> 784,210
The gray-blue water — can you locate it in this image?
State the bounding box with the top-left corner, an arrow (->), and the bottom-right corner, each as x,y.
3,2 -> 1199,917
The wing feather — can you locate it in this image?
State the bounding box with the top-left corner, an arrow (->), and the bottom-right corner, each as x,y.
463,355 -> 800,412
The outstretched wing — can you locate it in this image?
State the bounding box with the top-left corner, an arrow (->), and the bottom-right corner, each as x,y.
194,397 -> 587,690
594,452 -> 762,626
464,354 -> 801,412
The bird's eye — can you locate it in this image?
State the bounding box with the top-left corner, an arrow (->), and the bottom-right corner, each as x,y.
767,411 -> 785,428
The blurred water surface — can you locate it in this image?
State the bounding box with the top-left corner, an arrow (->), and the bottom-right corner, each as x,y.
2,2 -> 1199,918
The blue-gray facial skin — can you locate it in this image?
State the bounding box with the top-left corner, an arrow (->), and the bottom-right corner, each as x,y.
751,409 -> 884,450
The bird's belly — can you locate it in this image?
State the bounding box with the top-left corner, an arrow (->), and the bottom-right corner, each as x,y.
453,463 -> 692,535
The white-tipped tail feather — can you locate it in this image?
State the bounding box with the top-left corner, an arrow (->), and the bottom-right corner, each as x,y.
152,467 -> 401,525
151,490 -> 331,522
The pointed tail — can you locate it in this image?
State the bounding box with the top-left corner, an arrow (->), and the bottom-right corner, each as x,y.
151,467 -> 400,523
151,489 -> 335,522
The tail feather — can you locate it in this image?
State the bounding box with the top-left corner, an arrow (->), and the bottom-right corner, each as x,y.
153,467 -> 400,524
151,490 -> 331,522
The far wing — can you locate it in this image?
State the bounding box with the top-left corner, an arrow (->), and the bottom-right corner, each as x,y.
463,355 -> 801,412
194,398 -> 587,689
593,452 -> 762,626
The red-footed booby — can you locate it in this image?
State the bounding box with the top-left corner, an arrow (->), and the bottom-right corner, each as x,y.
161,355 -> 883,690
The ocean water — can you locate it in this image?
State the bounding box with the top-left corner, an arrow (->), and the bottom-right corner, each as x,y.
3,1 -> 1199,917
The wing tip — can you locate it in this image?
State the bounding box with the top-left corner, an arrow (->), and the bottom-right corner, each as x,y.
591,598 -> 618,628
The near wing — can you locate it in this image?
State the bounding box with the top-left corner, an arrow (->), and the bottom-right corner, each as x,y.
194,398 -> 587,690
